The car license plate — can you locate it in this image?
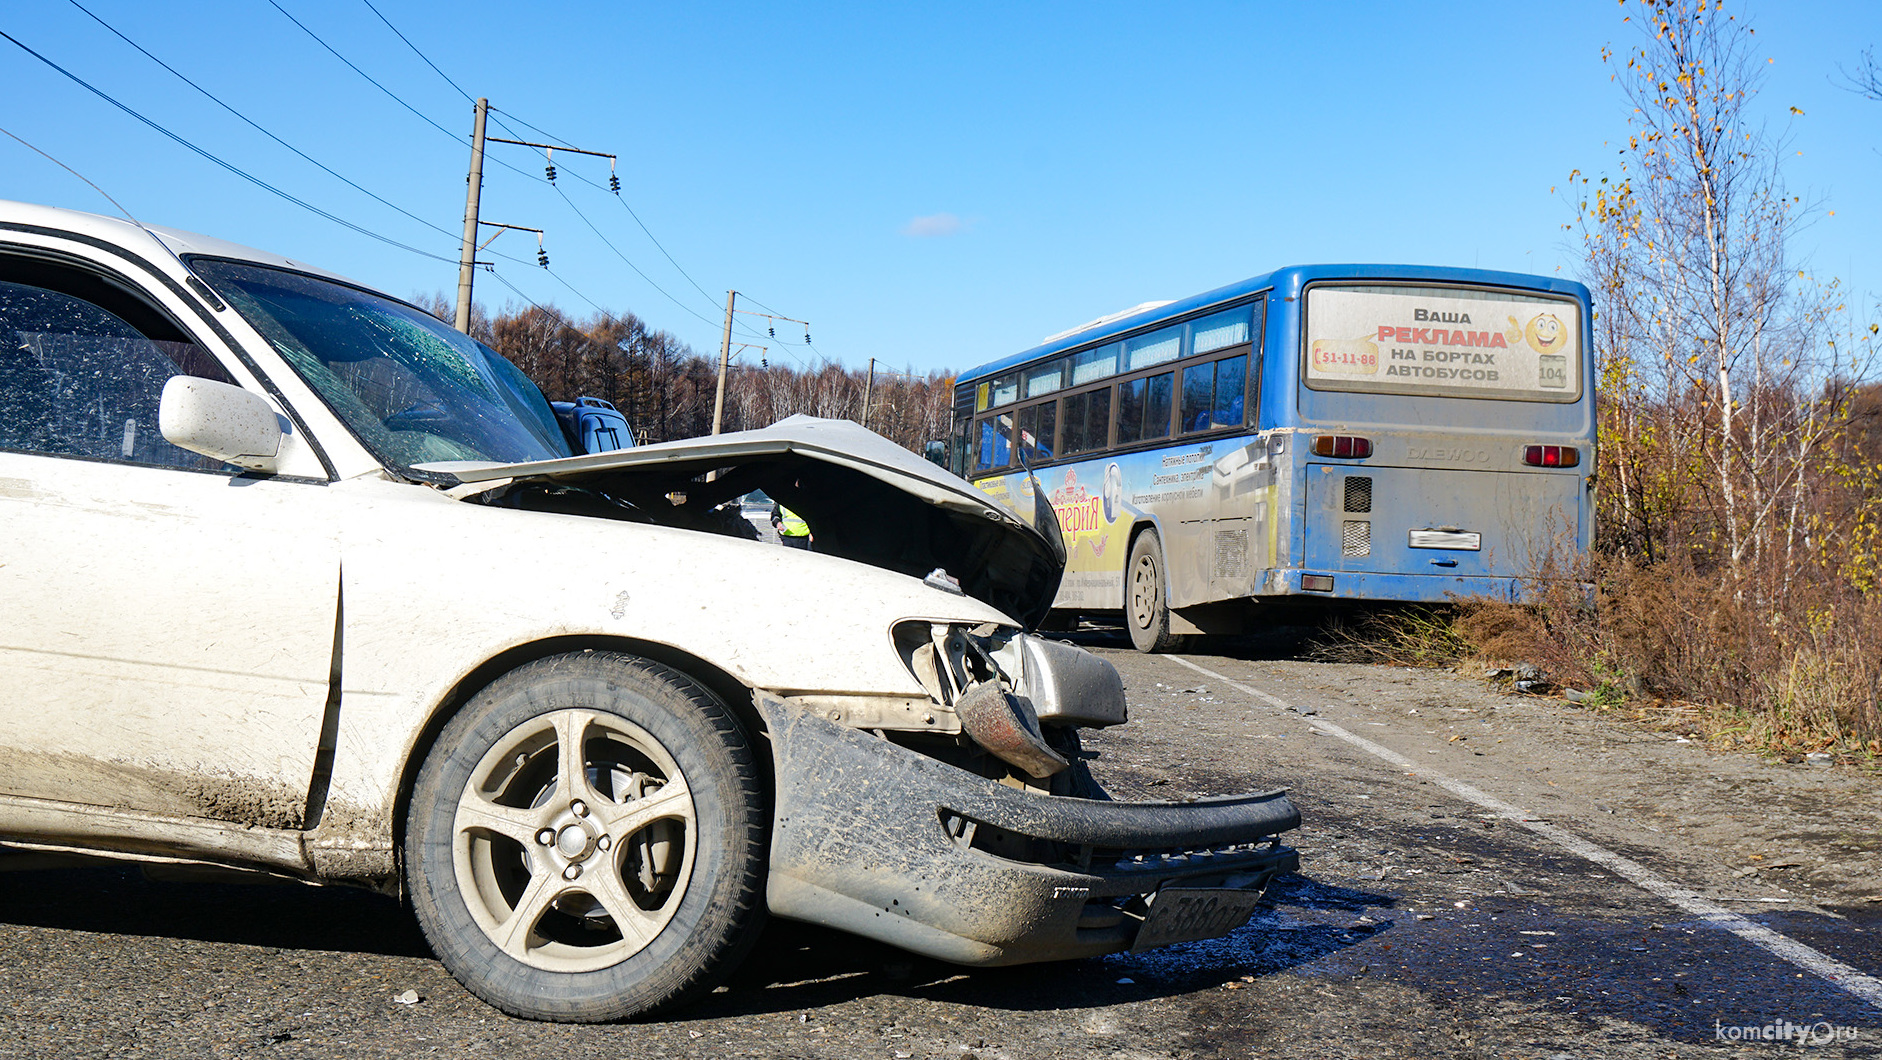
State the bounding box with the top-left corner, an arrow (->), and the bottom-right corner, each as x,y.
1408,529 -> 1481,551
1131,886 -> 1264,951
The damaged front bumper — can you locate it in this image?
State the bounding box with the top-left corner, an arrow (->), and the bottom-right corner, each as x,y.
754,693 -> 1300,966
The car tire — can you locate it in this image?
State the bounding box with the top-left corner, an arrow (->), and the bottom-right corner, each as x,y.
1125,531 -> 1185,654
404,651 -> 766,1022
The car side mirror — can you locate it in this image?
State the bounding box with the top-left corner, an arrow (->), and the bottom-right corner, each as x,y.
159,376 -> 282,473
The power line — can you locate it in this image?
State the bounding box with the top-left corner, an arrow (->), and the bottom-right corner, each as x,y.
266,0 -> 547,192
66,0 -> 462,249
546,182 -> 730,331
276,4 -> 821,365
315,7 -> 800,356
0,27 -> 457,264
357,0 -> 474,103
481,105 -> 728,317
0,122 -> 142,226
263,0 -> 461,143
490,263 -> 814,377
736,291 -> 831,361
539,157 -> 725,310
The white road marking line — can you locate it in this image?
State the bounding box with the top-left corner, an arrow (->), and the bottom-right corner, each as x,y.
1166,654 -> 1882,1010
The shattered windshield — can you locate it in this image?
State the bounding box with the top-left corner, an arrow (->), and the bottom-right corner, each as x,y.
190,258 -> 572,469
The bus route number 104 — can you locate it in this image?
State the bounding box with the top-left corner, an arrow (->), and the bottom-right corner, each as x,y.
1538,355 -> 1568,389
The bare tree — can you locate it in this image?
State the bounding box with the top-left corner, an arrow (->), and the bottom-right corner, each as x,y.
1836,46 -> 1882,102
425,292 -> 960,454
1569,0 -> 1863,599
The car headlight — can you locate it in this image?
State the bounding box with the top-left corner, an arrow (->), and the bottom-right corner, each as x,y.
893,620 -> 1129,779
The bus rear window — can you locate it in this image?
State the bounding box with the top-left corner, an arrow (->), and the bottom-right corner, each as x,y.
1304,284 -> 1581,402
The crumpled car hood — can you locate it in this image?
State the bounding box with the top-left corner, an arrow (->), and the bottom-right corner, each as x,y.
421,415 -> 1065,629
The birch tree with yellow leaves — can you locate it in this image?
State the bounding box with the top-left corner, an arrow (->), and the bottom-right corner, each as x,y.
1570,0 -> 1866,602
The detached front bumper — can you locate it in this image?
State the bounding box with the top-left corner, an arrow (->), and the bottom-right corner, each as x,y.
754,693 -> 1300,966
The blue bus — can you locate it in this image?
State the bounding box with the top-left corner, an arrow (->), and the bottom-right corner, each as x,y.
951,264 -> 1595,651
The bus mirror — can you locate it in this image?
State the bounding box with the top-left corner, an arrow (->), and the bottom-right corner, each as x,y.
924,440 -> 947,468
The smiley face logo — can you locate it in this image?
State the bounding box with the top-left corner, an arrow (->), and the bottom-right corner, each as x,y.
1525,313 -> 1567,354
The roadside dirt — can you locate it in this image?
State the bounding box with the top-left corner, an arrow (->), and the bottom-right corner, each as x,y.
1097,640 -> 1882,915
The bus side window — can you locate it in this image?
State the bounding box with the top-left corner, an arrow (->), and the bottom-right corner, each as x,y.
1181,361 -> 1214,431
1118,371 -> 1174,444
975,417 -> 1002,471
1183,353 -> 1249,432
1062,387 -> 1110,454
1215,354 -> 1247,427
1017,400 -> 1056,463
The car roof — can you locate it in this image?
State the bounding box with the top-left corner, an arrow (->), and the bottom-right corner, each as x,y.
0,198 -> 371,290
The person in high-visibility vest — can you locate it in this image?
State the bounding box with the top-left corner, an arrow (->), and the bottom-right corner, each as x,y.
771,503 -> 811,549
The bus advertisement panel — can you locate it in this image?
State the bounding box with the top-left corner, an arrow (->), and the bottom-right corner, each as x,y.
970,437 -> 1256,613
1306,286 -> 1582,401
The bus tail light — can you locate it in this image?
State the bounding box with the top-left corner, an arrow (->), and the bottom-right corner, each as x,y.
1301,574 -> 1335,592
1311,435 -> 1372,459
1522,445 -> 1579,468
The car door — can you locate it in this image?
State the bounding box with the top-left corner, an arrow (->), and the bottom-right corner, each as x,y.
0,255 -> 338,829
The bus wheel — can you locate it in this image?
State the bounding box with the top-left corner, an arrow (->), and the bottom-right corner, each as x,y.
1126,532 -> 1184,654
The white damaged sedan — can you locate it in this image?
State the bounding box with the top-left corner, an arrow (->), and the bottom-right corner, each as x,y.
0,200 -> 1299,1021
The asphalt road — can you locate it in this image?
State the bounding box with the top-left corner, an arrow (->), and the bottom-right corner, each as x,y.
2,633 -> 1879,1059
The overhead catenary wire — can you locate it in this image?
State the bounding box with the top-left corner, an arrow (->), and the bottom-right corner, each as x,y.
738,291 -> 833,361
279,2 -> 742,332
0,28 -> 457,264
64,0 -> 465,251
267,0 -> 552,192
0,122 -> 141,224
272,3 -> 824,367
540,181 -> 812,370
357,0 -> 475,104
500,108 -> 727,313
263,0 -> 462,143
321,5 -> 809,358
545,183 -> 730,332
15,14 -> 549,279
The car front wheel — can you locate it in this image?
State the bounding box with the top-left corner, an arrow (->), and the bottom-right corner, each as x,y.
404,652 -> 766,1021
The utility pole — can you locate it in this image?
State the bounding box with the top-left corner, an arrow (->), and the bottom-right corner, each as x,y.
453,101 -> 614,334
860,357 -> 876,429
710,290 -> 737,435
454,98 -> 488,334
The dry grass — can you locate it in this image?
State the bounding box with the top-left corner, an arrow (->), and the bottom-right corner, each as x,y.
1305,606 -> 1476,668
1345,556 -> 1882,764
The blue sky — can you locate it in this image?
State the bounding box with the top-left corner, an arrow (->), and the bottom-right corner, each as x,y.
4,1 -> 1880,376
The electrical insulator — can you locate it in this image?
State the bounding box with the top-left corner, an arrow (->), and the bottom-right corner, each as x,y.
609,174 -> 621,193
537,249 -> 550,268
804,331 -> 812,344
545,163 -> 557,181
768,325 -> 775,338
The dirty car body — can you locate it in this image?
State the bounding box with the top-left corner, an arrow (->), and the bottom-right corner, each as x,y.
0,200 -> 1299,1020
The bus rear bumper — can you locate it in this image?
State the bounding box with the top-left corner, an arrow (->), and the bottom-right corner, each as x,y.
1263,568 -> 1535,603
